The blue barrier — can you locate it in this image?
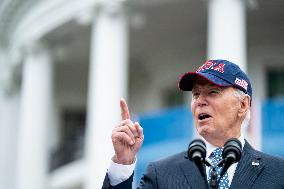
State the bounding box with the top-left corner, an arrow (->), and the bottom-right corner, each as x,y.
262,99 -> 284,157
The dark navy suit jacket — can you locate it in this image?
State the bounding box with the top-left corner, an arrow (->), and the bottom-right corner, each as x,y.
102,141 -> 284,189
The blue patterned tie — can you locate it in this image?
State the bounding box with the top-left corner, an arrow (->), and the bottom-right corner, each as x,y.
208,148 -> 229,189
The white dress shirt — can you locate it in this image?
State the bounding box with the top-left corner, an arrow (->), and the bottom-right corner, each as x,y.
107,135 -> 245,186
107,158 -> 136,186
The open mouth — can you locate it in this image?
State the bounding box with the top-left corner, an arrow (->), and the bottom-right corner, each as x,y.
198,113 -> 212,120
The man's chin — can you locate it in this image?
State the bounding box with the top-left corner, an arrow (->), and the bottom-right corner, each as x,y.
197,126 -> 210,137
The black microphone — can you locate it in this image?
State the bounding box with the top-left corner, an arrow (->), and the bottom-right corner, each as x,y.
187,139 -> 207,178
187,139 -> 206,164
218,138 -> 242,179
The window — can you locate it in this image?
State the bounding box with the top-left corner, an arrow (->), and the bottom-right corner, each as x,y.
50,108 -> 86,171
163,87 -> 184,108
267,70 -> 284,98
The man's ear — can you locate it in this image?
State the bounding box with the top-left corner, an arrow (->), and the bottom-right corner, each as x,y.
238,95 -> 250,117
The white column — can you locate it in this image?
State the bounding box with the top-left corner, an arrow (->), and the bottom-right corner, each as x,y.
207,0 -> 258,143
16,43 -> 54,189
85,2 -> 129,189
0,93 -> 19,189
0,52 -> 19,189
250,99 -> 262,150
207,0 -> 247,71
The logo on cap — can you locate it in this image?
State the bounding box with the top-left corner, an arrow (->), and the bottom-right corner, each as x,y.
196,61 -> 225,73
235,78 -> 248,91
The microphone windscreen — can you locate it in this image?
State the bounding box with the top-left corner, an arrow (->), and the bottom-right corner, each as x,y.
188,139 -> 206,162
222,138 -> 242,163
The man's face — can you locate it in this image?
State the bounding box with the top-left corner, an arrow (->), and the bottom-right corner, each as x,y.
191,77 -> 245,146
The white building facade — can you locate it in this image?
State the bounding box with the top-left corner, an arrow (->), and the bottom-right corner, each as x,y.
0,0 -> 284,189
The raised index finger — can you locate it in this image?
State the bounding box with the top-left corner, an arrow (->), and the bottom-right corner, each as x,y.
120,98 -> 130,120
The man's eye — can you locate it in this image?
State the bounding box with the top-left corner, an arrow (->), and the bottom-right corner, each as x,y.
209,90 -> 219,94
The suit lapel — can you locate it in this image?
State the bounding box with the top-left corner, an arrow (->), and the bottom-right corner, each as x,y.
179,153 -> 209,189
230,141 -> 264,189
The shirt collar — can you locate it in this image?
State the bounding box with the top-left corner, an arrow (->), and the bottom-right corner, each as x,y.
204,135 -> 245,159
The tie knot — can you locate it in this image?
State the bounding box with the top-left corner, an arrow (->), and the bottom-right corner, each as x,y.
210,147 -> 223,166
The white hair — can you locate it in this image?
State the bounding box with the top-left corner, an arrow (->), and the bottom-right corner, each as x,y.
234,88 -> 251,129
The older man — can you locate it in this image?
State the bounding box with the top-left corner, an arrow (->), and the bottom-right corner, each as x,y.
102,60 -> 284,189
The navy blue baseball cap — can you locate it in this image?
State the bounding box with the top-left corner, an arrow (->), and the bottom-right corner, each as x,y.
178,59 -> 252,100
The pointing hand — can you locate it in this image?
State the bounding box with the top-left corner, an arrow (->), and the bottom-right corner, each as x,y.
111,98 -> 144,164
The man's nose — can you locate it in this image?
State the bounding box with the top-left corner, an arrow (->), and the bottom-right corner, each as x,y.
196,93 -> 208,107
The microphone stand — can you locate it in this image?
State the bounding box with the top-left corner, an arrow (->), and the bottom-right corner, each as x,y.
207,156 -> 237,189
209,167 -> 218,189
204,160 -> 218,189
